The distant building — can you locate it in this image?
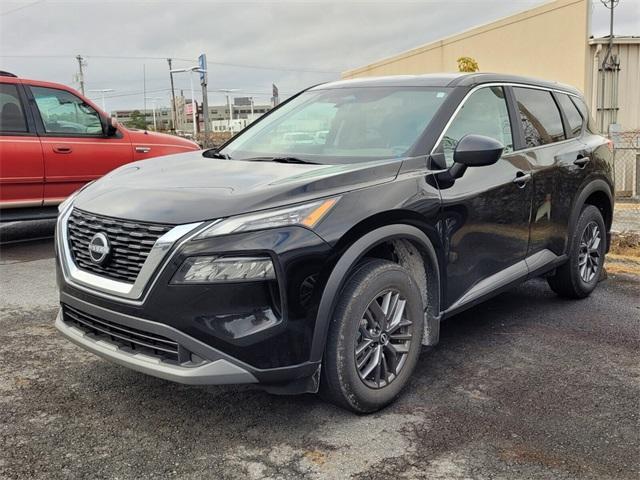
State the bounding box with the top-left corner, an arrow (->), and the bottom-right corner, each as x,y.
174,95 -> 272,132
112,107 -> 172,131
113,96 -> 272,133
211,115 -> 265,133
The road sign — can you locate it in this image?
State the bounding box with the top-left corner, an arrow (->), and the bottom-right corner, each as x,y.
198,54 -> 207,86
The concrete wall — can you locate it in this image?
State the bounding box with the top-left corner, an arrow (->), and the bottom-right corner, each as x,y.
342,0 -> 590,93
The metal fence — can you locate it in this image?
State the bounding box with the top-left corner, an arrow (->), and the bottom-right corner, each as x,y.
612,131 -> 639,199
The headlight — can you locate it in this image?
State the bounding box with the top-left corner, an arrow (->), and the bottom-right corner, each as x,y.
194,198 -> 338,239
171,256 -> 276,284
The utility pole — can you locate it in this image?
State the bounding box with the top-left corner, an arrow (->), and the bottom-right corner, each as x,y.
167,58 -> 177,132
75,55 -> 86,95
599,0 -> 620,131
600,0 -> 619,69
198,54 -> 210,138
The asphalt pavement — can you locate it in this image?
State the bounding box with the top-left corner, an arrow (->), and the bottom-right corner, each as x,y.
0,223 -> 638,480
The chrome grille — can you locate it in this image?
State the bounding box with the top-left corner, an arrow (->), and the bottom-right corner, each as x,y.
67,208 -> 172,283
62,304 -> 182,363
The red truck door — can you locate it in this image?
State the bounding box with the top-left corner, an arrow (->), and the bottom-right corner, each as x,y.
0,82 -> 44,209
27,85 -> 133,203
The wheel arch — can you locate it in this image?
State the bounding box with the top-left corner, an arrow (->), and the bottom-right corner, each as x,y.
310,221 -> 442,363
568,179 -> 614,252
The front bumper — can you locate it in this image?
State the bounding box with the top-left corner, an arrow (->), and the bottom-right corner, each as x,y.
56,309 -> 257,386
56,291 -> 323,389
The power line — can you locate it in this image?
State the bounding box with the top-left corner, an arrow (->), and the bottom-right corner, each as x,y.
0,0 -> 45,17
0,54 -> 196,62
98,87 -> 295,100
0,53 -> 341,74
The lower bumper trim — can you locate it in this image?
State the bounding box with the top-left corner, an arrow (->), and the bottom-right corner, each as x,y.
56,310 -> 258,385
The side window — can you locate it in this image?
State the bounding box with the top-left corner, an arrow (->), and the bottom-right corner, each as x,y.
31,86 -> 102,135
439,86 -> 513,166
557,93 -> 583,137
0,84 -> 28,134
513,87 -> 565,148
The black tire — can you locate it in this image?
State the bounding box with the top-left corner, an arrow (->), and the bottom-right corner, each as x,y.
320,258 -> 424,413
547,205 -> 607,299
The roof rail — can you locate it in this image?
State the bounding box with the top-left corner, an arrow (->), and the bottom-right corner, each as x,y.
0,71 -> 18,78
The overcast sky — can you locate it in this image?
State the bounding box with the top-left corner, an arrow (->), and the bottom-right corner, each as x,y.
1,0 -> 638,111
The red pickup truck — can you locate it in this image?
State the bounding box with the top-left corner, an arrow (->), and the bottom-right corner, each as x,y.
0,71 -> 199,221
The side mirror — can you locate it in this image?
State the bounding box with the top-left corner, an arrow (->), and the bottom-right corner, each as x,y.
449,134 -> 504,179
101,115 -> 119,137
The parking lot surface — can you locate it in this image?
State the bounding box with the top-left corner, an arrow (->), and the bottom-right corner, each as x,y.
1,223 -> 638,480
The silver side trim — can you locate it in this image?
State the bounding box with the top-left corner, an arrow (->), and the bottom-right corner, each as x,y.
56,206 -> 208,304
56,310 -> 258,385
446,249 -> 562,314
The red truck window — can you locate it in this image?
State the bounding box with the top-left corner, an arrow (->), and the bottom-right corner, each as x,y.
31,86 -> 102,136
0,84 -> 28,133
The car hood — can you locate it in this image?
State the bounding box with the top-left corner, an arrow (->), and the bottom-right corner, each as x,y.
74,151 -> 403,224
125,129 -> 199,150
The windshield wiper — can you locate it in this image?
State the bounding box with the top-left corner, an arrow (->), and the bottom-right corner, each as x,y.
246,156 -> 318,165
202,148 -> 231,159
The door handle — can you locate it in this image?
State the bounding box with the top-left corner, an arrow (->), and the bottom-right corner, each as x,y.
513,172 -> 532,188
574,155 -> 590,168
52,146 -> 73,154
135,146 -> 151,153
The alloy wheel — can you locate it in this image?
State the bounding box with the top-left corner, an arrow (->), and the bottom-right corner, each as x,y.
355,289 -> 413,389
578,221 -> 602,283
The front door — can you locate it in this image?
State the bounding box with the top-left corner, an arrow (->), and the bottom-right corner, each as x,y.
27,85 -> 133,204
432,86 -> 533,311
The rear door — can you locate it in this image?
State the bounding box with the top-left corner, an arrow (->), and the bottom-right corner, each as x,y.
510,86 -> 588,258
26,85 -> 133,203
0,81 -> 44,209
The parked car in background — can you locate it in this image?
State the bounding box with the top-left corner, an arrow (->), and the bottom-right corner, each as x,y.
54,73 -> 614,413
0,71 -> 199,221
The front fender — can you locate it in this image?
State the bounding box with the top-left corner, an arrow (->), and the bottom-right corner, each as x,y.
310,224 -> 441,362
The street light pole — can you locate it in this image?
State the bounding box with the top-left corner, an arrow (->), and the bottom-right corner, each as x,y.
145,97 -> 161,131
171,66 -> 206,138
216,89 -> 240,132
188,71 -> 197,136
88,89 -> 115,112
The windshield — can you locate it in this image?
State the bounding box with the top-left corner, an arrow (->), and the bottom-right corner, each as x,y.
221,86 -> 451,164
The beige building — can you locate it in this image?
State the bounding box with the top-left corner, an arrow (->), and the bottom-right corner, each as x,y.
344,1 -> 589,87
343,0 -> 639,196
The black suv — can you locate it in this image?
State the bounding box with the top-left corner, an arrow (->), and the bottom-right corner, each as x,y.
55,74 -> 614,413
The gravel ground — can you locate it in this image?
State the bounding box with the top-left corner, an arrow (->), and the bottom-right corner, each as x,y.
612,201 -> 640,233
1,225 -> 639,480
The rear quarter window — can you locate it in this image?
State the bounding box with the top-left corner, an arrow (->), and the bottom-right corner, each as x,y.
513,87 -> 565,148
570,96 -> 597,133
556,93 -> 583,138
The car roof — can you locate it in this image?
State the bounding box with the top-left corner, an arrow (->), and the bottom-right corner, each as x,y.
313,73 -> 582,96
